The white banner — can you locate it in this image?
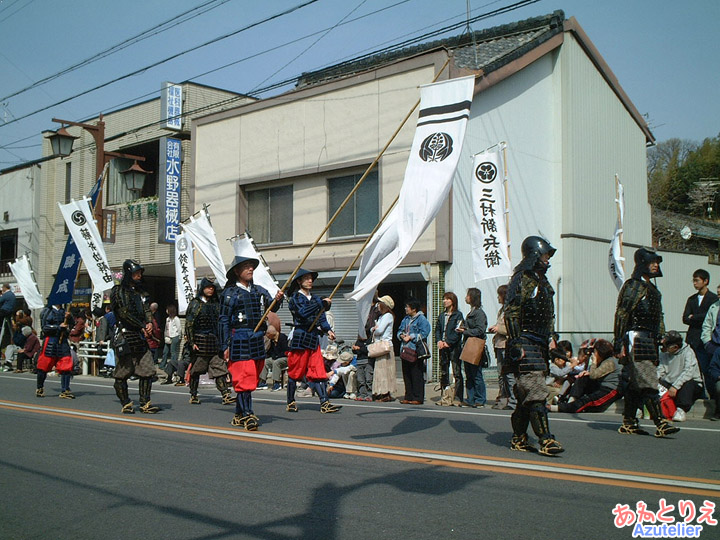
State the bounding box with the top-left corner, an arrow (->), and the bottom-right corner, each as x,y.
8,255 -> 44,309
471,147 -> 512,281
181,209 -> 227,288
175,233 -> 196,315
232,235 -> 279,296
608,178 -> 625,290
58,197 -> 114,295
347,76 -> 475,335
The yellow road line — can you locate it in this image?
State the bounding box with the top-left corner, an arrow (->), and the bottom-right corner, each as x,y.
2,400 -> 719,497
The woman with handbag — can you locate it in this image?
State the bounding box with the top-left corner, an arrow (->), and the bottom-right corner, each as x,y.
458,287 -> 488,407
435,292 -> 464,406
370,295 -> 396,402
398,298 -> 431,404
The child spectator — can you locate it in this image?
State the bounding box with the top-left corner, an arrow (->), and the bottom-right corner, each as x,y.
353,335 -> 372,401
327,346 -> 357,399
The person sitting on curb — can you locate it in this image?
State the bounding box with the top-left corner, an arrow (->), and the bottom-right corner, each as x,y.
657,331 -> 704,422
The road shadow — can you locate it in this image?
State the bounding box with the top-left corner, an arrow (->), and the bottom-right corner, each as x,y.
351,414 -> 444,440
0,459 -> 487,540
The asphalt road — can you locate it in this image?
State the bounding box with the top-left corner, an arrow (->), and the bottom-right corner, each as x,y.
1,373 -> 719,540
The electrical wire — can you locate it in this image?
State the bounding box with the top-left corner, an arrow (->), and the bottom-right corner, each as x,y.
0,0 -> 320,129
0,0 -> 232,103
0,0 -> 538,160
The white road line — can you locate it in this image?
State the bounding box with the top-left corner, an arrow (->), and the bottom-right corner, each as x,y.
2,400 -> 719,494
3,374 -> 719,433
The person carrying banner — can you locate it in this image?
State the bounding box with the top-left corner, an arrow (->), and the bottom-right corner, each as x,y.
110,260 -> 160,414
220,255 -> 282,430
505,236 -> 564,456
286,268 -> 340,414
614,248 -> 680,438
35,304 -> 74,398
186,277 -> 234,405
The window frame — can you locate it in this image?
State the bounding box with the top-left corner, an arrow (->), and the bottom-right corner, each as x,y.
326,168 -> 379,240
246,184 -> 294,246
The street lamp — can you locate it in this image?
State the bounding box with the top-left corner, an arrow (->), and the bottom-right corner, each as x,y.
121,160 -> 153,193
46,127 -> 77,157
46,114 -> 148,221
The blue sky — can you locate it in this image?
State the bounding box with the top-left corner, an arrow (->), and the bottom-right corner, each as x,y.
0,0 -> 718,166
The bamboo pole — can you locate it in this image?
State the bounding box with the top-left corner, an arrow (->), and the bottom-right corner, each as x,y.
306,196 -> 399,330
253,56 -> 452,331
615,173 -> 624,274
501,142 -> 511,260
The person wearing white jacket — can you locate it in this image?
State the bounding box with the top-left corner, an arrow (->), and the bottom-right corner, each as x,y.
658,331 -> 704,421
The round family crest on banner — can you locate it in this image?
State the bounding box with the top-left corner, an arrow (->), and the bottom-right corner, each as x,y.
71,210 -> 86,226
419,132 -> 453,162
177,236 -> 189,251
475,162 -> 497,183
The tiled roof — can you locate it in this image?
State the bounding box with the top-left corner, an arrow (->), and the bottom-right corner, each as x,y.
653,208 -> 720,242
298,10 -> 565,87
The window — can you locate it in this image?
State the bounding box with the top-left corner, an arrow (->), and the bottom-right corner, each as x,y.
328,169 -> 378,239
247,185 -> 293,244
0,228 -> 17,274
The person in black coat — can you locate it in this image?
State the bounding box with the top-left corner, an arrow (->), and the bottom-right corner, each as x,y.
682,268 -> 718,398
435,292 -> 464,406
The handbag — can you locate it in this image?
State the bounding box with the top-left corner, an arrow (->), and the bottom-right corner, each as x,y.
400,346 -> 418,362
416,339 -> 431,360
367,340 -> 392,358
460,336 -> 486,365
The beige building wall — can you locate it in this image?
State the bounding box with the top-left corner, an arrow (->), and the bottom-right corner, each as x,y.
37,83 -> 250,299
194,60 -> 448,274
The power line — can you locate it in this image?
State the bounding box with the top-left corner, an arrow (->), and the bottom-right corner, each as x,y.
0,0 -> 537,160
0,0 -> 320,129
63,0 -> 541,150
0,0 -> 232,103
0,0 -> 34,25
249,0 -> 371,94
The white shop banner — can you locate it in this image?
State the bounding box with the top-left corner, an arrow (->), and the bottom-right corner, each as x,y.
232,235 -> 279,296
347,75 -> 475,335
471,148 -> 512,281
175,232 -> 196,315
181,210 -> 227,288
9,254 -> 44,309
58,197 -> 114,295
608,178 -> 626,290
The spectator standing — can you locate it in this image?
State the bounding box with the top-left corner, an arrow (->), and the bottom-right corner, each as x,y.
435,292 -> 464,406
160,305 -> 181,372
459,288 -> 487,408
682,269 -> 718,399
0,283 -> 17,353
489,284 -> 515,410
398,298 -> 431,405
658,331 -> 704,422
371,295 -> 396,402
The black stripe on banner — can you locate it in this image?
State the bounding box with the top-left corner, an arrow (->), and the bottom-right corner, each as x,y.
416,114 -> 469,127
418,100 -> 472,118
